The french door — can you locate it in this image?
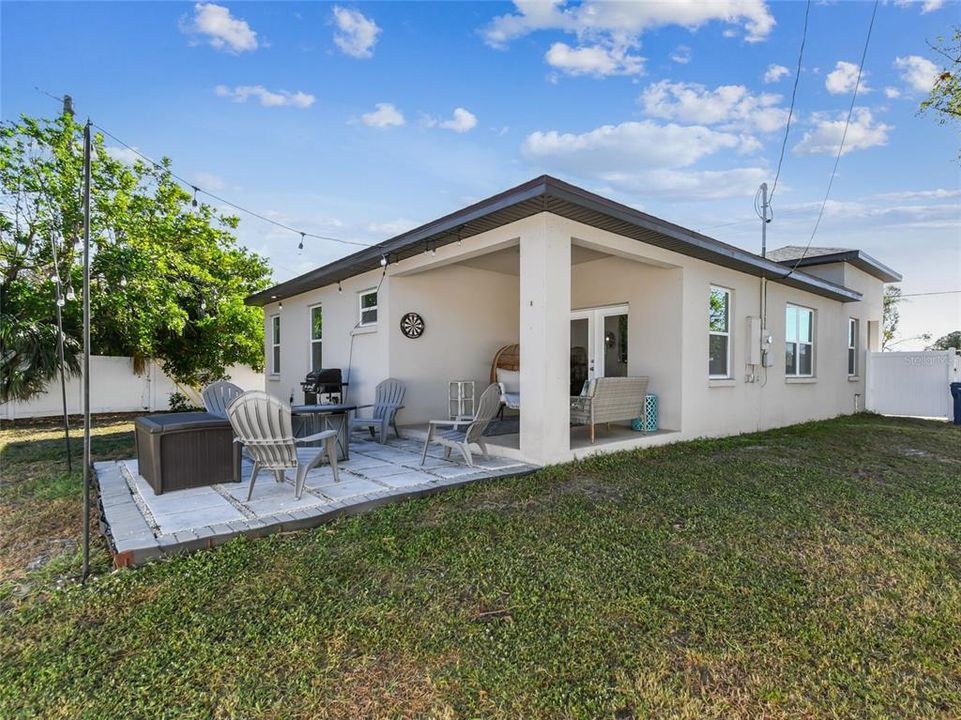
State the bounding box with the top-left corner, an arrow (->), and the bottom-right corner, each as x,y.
570,304 -> 629,395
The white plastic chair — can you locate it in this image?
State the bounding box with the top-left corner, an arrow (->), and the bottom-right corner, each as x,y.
202,380 -> 244,419
350,378 -> 406,444
227,391 -> 339,501
421,384 -> 502,467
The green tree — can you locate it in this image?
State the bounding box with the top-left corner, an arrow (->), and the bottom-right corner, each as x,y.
921,26 -> 960,158
1,113 -> 271,402
881,285 -> 932,351
881,285 -> 902,351
927,330 -> 961,351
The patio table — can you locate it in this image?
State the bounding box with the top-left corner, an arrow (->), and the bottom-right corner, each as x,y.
290,403 -> 356,461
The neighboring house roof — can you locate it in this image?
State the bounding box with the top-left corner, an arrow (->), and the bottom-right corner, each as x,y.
247,175 -> 873,306
767,245 -> 902,283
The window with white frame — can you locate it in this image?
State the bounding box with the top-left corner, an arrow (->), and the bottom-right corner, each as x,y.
270,314 -> 281,375
785,304 -> 814,377
709,286 -> 732,378
310,305 -> 323,370
359,289 -> 378,326
847,318 -> 858,376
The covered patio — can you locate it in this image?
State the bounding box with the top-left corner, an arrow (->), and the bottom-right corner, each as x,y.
387,215 -> 684,465
97,434 -> 536,567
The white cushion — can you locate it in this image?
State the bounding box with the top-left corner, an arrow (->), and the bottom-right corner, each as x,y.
496,368 -> 520,394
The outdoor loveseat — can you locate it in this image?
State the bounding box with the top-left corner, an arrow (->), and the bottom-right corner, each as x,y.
570,376 -> 650,443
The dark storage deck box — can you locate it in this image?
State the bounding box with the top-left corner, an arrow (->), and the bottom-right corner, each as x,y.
134,412 -> 241,495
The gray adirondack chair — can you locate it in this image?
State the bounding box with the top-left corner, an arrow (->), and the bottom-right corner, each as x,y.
421,383 -> 501,467
202,380 -> 244,419
350,378 -> 406,443
226,391 -> 339,501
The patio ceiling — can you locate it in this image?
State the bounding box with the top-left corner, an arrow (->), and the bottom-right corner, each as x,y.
246,175 -> 866,306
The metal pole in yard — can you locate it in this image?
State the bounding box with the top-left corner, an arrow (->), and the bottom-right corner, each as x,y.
49,235 -> 72,472
81,118 -> 92,583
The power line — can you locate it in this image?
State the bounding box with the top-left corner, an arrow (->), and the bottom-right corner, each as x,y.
769,0 -> 811,203
783,0 -> 879,280
91,122 -> 373,249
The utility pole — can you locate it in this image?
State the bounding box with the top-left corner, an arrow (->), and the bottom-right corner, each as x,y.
81,116 -> 92,583
759,182 -> 769,259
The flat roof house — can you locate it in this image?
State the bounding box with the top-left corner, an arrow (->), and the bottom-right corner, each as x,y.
247,176 -> 900,466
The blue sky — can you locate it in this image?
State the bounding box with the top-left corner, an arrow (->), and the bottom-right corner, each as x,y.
3,1 -> 959,346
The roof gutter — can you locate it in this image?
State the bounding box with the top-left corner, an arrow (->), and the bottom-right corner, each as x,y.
246,176 -> 866,306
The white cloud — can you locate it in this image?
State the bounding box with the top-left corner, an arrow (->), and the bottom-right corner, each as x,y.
873,188 -> 961,201
105,146 -> 141,164
214,85 -> 315,108
601,167 -> 768,199
190,171 -> 225,192
482,0 -> 775,48
763,63 -> 790,83
670,45 -> 692,65
521,119 -> 765,198
894,55 -> 939,93
825,60 -> 870,95
360,102 -> 405,128
332,6 -> 381,58
793,108 -> 891,156
894,0 -> 945,13
884,86 -> 902,99
545,41 -> 644,77
640,80 -> 788,132
426,107 -> 478,133
367,219 -> 418,236
180,3 -> 258,53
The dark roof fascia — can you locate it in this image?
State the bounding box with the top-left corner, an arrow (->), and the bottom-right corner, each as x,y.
773,249 -> 902,283
245,176 -> 551,305
542,178 -> 862,302
246,175 -> 864,306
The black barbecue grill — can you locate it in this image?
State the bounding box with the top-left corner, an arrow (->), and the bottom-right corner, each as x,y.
301,368 -> 347,404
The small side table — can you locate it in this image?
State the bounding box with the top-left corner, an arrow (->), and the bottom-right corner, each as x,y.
449,381 -> 475,420
290,403 -> 357,461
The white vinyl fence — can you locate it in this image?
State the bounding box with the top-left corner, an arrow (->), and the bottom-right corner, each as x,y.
866,350 -> 960,420
1,356 -> 264,421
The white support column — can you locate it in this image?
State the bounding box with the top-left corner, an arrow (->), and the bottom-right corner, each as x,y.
519,213 -> 571,465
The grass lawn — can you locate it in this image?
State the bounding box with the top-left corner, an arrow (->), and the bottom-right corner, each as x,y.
1,413 -> 959,718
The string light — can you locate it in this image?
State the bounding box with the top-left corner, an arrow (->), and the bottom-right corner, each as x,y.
65,284 -> 76,301
337,282 -> 343,294
92,123 -> 374,251
119,274 -> 127,287
380,253 -> 388,267
298,232 -> 305,253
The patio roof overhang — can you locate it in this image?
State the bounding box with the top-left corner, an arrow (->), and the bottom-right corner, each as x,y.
246,175 -> 865,306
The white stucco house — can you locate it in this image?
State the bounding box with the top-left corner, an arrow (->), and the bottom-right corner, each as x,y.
246,176 -> 900,466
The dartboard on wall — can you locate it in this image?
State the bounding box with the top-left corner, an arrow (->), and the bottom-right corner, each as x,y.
400,312 -> 425,339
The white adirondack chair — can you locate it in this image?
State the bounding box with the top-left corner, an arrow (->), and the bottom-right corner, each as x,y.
421,383 -> 501,467
350,378 -> 406,444
227,391 -> 339,501
202,380 -> 244,419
